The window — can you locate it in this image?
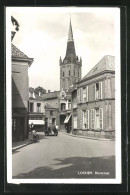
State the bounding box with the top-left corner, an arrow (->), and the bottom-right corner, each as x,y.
82,110 -> 89,129
50,111 -> 53,116
37,103 -> 41,112
91,109 -> 95,129
74,70 -> 75,76
61,103 -> 66,111
69,70 -> 70,76
30,102 -> 34,112
63,71 -> 64,77
83,110 -> 87,129
95,82 -> 102,100
78,71 -> 79,77
68,103 -> 71,110
79,88 -> 83,103
74,115 -> 77,128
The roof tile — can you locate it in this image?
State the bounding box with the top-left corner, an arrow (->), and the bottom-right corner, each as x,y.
83,55 -> 115,80
11,44 -> 29,59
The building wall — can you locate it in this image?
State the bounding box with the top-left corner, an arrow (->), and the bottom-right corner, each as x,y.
72,72 -> 115,139
45,109 -> 59,127
29,100 -> 45,113
12,60 -> 29,141
12,61 -> 29,108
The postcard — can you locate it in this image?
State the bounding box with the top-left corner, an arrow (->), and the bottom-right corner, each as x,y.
6,7 -> 121,184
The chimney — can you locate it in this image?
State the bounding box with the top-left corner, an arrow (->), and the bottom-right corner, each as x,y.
48,90 -> 50,93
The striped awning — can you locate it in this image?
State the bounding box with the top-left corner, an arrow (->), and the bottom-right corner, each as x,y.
64,114 -> 72,123
29,120 -> 45,125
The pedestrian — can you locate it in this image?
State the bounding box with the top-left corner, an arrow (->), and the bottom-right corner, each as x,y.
32,129 -> 37,140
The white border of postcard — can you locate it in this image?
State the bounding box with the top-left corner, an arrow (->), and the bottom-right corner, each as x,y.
6,7 -> 121,184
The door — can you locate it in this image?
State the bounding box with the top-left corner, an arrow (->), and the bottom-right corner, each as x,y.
12,117 -> 24,141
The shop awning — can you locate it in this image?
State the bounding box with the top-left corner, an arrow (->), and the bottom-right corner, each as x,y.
64,114 -> 72,123
29,120 -> 45,125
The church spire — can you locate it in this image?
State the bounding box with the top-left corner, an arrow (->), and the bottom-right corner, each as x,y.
66,18 -> 76,57
68,19 -> 74,42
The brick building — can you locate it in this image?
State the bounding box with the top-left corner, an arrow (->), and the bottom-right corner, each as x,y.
72,55 -> 115,139
12,44 -> 33,141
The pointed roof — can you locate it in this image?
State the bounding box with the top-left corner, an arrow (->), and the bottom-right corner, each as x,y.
65,19 -> 76,58
82,55 -> 115,80
12,44 -> 33,66
12,44 -> 29,59
68,20 -> 74,42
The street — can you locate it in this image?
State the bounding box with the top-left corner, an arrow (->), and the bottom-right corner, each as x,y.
12,132 -> 115,179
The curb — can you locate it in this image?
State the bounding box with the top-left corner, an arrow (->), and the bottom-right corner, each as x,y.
12,141 -> 33,152
60,131 -> 115,141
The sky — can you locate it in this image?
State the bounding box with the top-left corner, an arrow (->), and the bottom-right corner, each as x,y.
9,7 -> 119,92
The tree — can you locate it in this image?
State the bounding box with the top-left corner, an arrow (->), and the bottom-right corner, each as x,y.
34,86 -> 46,96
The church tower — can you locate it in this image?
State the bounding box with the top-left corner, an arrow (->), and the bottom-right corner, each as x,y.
59,19 -> 82,91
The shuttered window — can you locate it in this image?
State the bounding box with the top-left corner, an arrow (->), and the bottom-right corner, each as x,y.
91,109 -> 95,129
95,82 -> 102,100
79,88 -> 83,103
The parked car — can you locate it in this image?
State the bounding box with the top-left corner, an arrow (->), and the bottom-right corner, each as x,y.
45,125 -> 58,136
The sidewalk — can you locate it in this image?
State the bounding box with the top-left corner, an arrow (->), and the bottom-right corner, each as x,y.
12,132 -> 45,152
12,139 -> 33,152
60,131 -> 115,141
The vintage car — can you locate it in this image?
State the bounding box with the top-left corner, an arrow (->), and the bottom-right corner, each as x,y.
45,126 -> 58,136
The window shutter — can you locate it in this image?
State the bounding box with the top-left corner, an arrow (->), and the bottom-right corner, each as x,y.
91,109 -> 95,129
86,86 -> 88,102
99,82 -> 102,99
77,88 -> 80,103
95,84 -> 96,100
99,108 -> 103,129
80,88 -> 81,102
86,110 -> 89,129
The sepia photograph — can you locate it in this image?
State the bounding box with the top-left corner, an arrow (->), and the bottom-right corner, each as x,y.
6,7 -> 121,184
